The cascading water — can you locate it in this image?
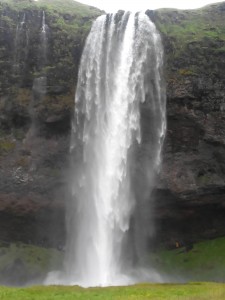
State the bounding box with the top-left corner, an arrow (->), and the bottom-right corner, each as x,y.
47,11 -> 166,287
41,11 -> 47,64
32,11 -> 48,102
13,13 -> 29,75
30,11 -> 48,142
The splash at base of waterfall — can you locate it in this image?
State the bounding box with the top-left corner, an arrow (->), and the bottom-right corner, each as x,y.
46,11 -> 166,288
45,267 -> 164,287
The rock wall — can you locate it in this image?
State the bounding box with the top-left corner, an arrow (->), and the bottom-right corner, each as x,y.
148,2 -> 225,248
0,0 -> 101,248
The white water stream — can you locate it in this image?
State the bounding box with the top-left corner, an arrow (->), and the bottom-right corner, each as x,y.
47,11 -> 166,287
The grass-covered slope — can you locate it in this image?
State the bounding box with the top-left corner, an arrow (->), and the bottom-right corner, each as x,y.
0,0 -> 102,38
0,241 -> 62,285
0,0 -> 102,17
155,3 -> 225,43
152,2 -> 225,80
150,237 -> 225,282
0,283 -> 225,300
1,237 -> 225,286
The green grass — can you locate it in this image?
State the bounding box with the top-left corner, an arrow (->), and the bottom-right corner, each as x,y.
154,2 -> 225,76
0,242 -> 62,283
150,237 -> 225,281
0,0 -> 102,17
0,283 -> 225,300
155,3 -> 225,43
0,0 -> 102,38
1,238 -> 225,298
1,237 -> 225,287
0,242 -> 61,271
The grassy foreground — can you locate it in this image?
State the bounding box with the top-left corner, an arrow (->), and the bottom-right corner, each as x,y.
0,283 -> 225,300
1,237 -> 225,285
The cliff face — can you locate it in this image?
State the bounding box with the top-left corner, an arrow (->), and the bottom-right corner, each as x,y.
0,0 -> 101,248
0,0 -> 225,253
148,2 -> 225,248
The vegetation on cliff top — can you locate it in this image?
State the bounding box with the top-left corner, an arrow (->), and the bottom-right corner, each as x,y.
153,2 -> 225,78
155,2 -> 225,44
0,0 -> 102,17
0,0 -> 101,40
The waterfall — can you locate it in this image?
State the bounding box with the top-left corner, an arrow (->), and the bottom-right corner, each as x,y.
41,11 -> 47,64
32,11 -> 48,100
31,11 -> 48,138
67,11 -> 166,287
47,11 -> 166,287
13,13 -> 29,75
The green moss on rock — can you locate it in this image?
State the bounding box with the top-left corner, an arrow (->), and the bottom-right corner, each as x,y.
178,69 -> 197,76
0,138 -> 15,155
15,88 -> 32,108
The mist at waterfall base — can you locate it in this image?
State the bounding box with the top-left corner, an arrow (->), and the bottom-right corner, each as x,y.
46,11 -> 166,287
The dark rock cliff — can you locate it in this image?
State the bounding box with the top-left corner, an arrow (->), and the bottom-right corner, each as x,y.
0,0 -> 101,249
148,2 -> 225,248
0,0 -> 225,254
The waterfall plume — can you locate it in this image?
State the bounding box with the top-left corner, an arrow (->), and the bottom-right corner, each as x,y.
47,11 -> 166,287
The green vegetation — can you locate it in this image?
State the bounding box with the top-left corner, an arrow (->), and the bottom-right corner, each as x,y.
0,0 -> 102,17
0,0 -> 102,99
37,92 -> 74,116
1,238 -> 225,298
16,88 -> 32,108
0,15 -> 15,27
0,139 -> 15,155
154,2 -> 225,78
150,237 -> 225,281
0,241 -> 62,283
0,239 -> 224,299
155,3 -> 225,43
178,69 -> 197,76
0,283 -> 225,300
0,0 -> 102,36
